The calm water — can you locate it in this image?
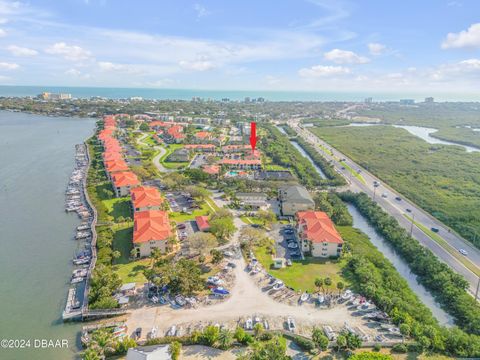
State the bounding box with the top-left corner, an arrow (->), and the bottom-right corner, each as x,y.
347,204 -> 454,326
289,140 -> 327,179
0,111 -> 95,359
392,125 -> 480,152
2,85 -> 480,102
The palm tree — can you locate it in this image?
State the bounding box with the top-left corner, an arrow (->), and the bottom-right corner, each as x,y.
83,347 -> 102,360
314,277 -> 324,293
324,277 -> 332,293
89,329 -> 116,358
336,281 -> 344,295
217,328 -> 234,350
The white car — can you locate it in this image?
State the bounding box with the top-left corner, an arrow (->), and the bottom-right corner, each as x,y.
459,248 -> 468,256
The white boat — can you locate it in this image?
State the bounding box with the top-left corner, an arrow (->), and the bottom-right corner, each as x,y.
317,294 -> 325,304
341,290 -> 352,300
254,316 -> 261,324
287,317 -> 295,332
300,293 -> 310,303
175,295 -> 186,306
150,326 -> 158,338
273,281 -> 284,290
166,325 -> 176,337
245,318 -> 253,330
263,320 -> 269,330
71,277 -> 84,284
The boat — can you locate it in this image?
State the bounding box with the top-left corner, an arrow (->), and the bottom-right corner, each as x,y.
254,316 -> 261,324
245,318 -> 253,330
263,320 -> 269,330
166,325 -> 176,337
272,280 -> 284,290
341,289 -> 353,300
287,317 -> 295,332
71,277 -> 84,284
212,287 -> 230,296
317,294 -> 325,304
300,292 -> 310,303
175,295 -> 186,306
150,326 -> 158,338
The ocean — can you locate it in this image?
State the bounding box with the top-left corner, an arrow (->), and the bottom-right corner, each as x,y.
1,85 -> 480,102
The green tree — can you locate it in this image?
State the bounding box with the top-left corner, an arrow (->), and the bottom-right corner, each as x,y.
201,325 -> 220,346
187,232 -> 217,256
312,327 -> 329,351
217,328 -> 234,350
314,277 -> 324,293
324,277 -> 332,288
238,335 -> 289,360
139,122 -> 150,132
210,217 -> 236,242
336,281 -> 344,294
210,249 -> 224,264
349,352 -> 393,360
169,341 -> 182,360
257,209 -> 276,227
253,323 -> 264,339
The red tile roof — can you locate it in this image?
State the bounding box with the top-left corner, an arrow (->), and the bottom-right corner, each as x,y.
105,159 -> 129,173
220,159 -> 262,166
167,125 -> 185,139
103,151 -> 123,161
195,131 -> 211,139
222,145 -> 251,152
111,171 -> 140,188
195,216 -> 210,231
185,144 -> 216,150
202,165 -> 220,175
296,211 -> 343,244
149,121 -> 172,128
133,210 -> 172,244
131,186 -> 163,209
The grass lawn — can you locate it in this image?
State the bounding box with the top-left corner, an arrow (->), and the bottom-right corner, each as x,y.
102,197 -> 132,221
169,201 -> 213,222
205,196 -> 220,212
404,214 -> 480,276
162,161 -> 187,169
265,164 -> 289,171
253,245 -> 346,293
112,224 -> 134,264
240,215 -> 264,225
114,259 -> 150,285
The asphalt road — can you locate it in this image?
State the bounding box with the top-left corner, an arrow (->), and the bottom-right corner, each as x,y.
288,120 -> 480,298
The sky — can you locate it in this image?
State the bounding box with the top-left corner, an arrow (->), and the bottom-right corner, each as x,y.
1,0 -> 480,92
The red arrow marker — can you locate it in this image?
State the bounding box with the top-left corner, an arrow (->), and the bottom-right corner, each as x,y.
250,122 -> 257,152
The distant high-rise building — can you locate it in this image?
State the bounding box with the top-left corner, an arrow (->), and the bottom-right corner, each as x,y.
424,97 -> 434,103
257,97 -> 265,102
400,99 -> 415,105
38,92 -> 72,100
244,97 -> 251,103
364,97 -> 373,103
221,98 -> 230,102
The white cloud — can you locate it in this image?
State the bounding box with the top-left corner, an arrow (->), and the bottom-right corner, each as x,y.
45,42 -> 92,61
299,64 -> 351,77
368,42 -> 386,56
0,28 -> 5,37
193,3 -> 210,19
0,18 -> 8,24
442,23 -> 480,49
0,62 -> 19,70
98,61 -> 124,71
65,68 -> 81,76
179,59 -> 216,71
7,45 -> 38,56
323,49 -> 369,64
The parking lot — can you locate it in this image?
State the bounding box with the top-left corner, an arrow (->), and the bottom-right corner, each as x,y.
269,224 -> 303,261
189,154 -> 208,169
166,191 -> 200,213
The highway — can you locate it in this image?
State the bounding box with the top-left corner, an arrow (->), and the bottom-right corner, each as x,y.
288,119 -> 480,298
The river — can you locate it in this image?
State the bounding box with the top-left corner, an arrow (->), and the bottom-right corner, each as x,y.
347,204 -> 454,326
289,141 -> 327,179
0,111 -> 96,360
392,125 -> 480,153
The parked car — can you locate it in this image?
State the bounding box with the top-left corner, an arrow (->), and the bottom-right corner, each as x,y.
287,243 -> 298,249
284,229 -> 294,235
176,223 -> 186,229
